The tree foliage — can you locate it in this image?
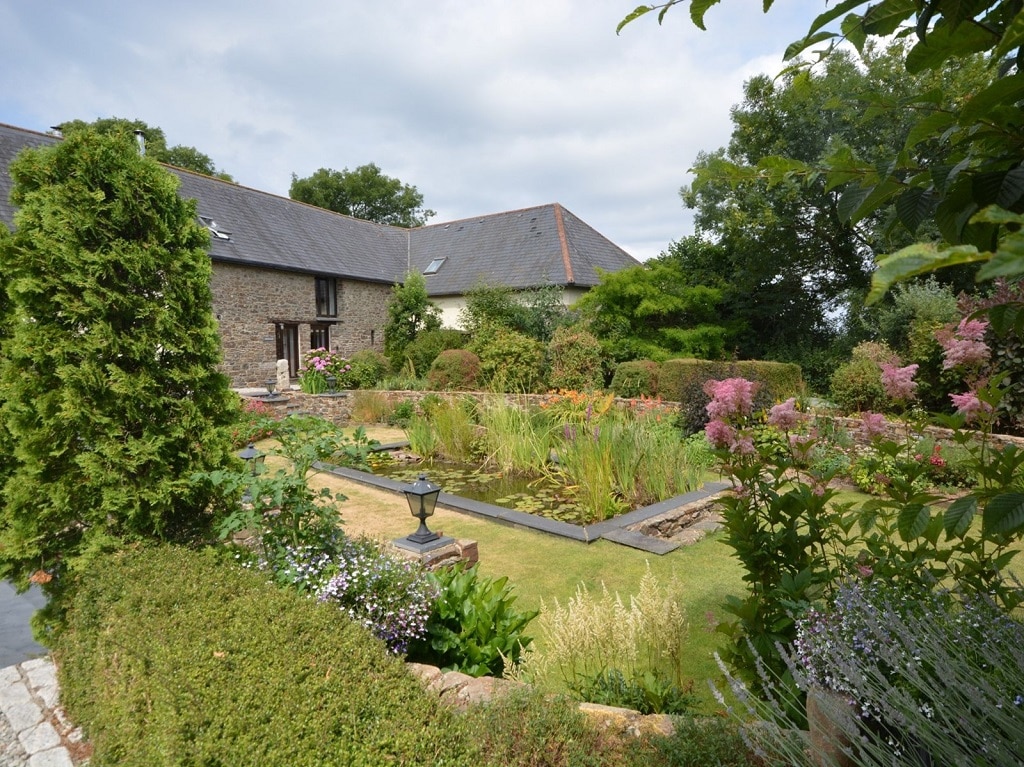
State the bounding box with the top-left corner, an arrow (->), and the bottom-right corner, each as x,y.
383,272 -> 443,372
681,42 -> 990,362
622,0 -> 1024,309
458,282 -> 567,342
0,128 -> 238,601
290,164 -> 435,227
574,238 -> 729,362
57,117 -> 233,180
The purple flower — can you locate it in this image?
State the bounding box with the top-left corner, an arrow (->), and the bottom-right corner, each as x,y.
859,411 -> 887,440
949,391 -> 993,423
880,363 -> 918,402
768,398 -> 804,431
937,318 -> 990,370
704,378 -> 758,421
705,418 -> 736,449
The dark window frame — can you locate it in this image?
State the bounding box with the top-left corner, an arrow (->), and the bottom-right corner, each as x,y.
310,323 -> 331,351
315,276 -> 338,318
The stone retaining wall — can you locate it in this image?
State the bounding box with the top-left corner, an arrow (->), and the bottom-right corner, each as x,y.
405,662 -> 676,739
245,389 -> 1024,459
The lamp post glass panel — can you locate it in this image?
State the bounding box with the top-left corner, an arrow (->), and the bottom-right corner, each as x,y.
237,442 -> 265,502
405,474 -> 441,544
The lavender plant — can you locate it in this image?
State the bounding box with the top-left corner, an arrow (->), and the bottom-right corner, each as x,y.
722,579 -> 1024,767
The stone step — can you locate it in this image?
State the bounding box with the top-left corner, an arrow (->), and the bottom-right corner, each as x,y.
599,528 -> 680,555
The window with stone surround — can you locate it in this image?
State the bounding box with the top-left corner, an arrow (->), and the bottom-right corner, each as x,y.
316,276 -> 337,318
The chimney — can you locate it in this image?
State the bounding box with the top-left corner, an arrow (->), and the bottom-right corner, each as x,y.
134,130 -> 146,155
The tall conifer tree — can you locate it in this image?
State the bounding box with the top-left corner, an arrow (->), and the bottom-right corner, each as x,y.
0,128 -> 237,598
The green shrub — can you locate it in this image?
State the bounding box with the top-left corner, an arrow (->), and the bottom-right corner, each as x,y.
346,348 -> 390,389
55,545 -> 474,767
547,326 -> 605,391
408,562 -> 538,677
388,398 -> 417,427
469,323 -> 547,392
428,349 -> 482,390
638,717 -> 756,767
829,342 -> 896,413
406,329 -> 468,378
570,668 -> 694,716
610,360 -> 660,398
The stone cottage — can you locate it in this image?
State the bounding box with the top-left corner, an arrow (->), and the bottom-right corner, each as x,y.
0,122 -> 640,386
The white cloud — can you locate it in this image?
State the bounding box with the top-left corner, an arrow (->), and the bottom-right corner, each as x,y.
0,0 -> 828,261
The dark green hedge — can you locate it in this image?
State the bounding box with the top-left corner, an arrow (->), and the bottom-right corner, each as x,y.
55,545 -> 475,767
658,358 -> 803,434
610,360 -> 660,398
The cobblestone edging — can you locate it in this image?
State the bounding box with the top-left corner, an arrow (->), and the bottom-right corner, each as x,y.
0,659 -> 87,767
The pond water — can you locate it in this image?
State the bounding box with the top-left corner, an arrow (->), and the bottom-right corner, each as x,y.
370,460 -> 588,523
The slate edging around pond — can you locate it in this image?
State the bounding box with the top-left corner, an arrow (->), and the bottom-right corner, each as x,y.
317,462 -> 730,554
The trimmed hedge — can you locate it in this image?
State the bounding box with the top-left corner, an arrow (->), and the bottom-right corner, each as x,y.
405,329 -> 467,378
55,545 -> 475,767
610,360 -> 660,398
659,358 -> 803,434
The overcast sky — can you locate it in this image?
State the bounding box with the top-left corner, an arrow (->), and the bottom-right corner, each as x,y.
1,1 -> 826,261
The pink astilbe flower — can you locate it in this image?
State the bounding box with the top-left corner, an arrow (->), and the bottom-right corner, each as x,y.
880,363 -> 918,402
859,411 -> 887,440
704,378 -> 758,420
937,318 -> 990,370
768,398 -> 805,431
731,434 -> 755,455
949,391 -> 994,424
704,419 -> 736,449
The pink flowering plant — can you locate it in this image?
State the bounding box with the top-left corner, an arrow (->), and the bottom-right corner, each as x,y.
299,347 -> 354,394
704,379 -> 856,693
705,323 -> 1024,697
847,314 -> 1024,610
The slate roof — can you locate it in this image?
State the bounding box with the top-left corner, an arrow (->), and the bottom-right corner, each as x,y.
0,122 -> 640,291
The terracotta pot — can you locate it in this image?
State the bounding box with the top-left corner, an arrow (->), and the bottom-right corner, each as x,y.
806,687 -> 858,767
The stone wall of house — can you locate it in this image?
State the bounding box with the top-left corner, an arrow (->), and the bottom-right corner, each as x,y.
336,280 -> 391,357
211,264 -> 391,387
212,263 -> 313,386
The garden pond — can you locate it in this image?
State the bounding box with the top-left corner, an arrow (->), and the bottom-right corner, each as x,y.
370,459 -> 592,523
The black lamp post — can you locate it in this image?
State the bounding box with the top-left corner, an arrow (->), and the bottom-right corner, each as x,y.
325,373 -> 338,394
237,442 -> 265,502
264,379 -> 277,397
404,474 -> 441,544
393,474 -> 455,554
